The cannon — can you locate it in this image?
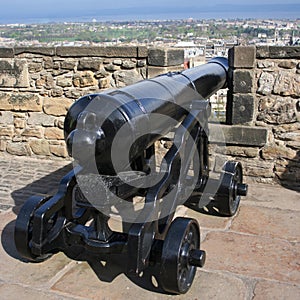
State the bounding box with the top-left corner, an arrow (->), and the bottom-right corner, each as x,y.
14,57 -> 248,294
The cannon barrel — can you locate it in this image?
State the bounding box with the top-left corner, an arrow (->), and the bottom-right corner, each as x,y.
64,57 -> 228,174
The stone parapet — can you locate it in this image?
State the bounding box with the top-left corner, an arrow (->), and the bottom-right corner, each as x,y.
209,124 -> 268,147
148,48 -> 184,67
227,45 -> 300,185
0,46 -> 184,160
0,45 -> 299,185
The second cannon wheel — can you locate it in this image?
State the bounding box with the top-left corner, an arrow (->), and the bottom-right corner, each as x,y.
159,217 -> 202,294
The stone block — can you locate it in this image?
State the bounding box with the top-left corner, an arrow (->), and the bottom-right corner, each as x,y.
10,93 -> 42,112
43,57 -> 53,69
122,60 -> 136,69
256,46 -> 270,58
257,96 -> 298,124
36,73 -> 54,89
0,139 -> 6,151
51,87 -> 64,97
77,58 -> 102,71
0,48 -> 14,58
29,139 -> 50,155
278,60 -> 297,69
27,112 -> 55,127
262,144 -> 297,160
231,205 -> 300,242
147,65 -> 183,78
28,62 -> 43,73
73,71 -> 98,88
44,127 -> 64,140
228,46 -> 256,68
0,92 -> 11,110
6,142 -> 31,156
137,60 -> 146,67
64,89 -> 83,99
113,59 -> 122,66
43,97 -> 73,116
54,117 -> 65,129
104,63 -> 120,72
254,280 -> 300,300
242,158 -> 275,177
202,231 -> 300,283
0,59 -> 29,88
14,118 -> 26,129
148,48 -> 184,67
257,72 -> 276,95
113,70 -> 143,88
61,58 -> 77,70
137,46 -> 148,58
273,71 -> 300,97
14,46 -> 55,56
209,124 -> 268,147
227,93 -> 255,125
244,183 -> 300,211
56,75 -> 73,88
232,70 -> 253,93
0,126 -> 14,138
257,61 -> 275,69
98,77 -> 110,89
0,111 -> 13,124
214,145 -> 259,158
50,143 -> 68,157
56,46 -> 138,58
21,127 -> 44,139
269,46 -> 300,58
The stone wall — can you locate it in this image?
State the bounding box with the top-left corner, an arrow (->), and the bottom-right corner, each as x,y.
0,46 -> 183,159
0,45 -> 299,186
223,46 -> 300,186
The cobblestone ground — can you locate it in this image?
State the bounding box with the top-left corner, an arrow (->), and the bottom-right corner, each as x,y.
0,155 -> 299,299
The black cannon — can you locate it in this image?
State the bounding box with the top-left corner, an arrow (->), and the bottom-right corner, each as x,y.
14,57 -> 248,294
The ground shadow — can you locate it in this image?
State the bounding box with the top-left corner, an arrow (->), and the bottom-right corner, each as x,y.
11,163 -> 73,214
1,219 -> 24,261
87,256 -> 166,294
279,151 -> 300,192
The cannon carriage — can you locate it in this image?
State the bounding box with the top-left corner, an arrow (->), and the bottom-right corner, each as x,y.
14,57 -> 247,294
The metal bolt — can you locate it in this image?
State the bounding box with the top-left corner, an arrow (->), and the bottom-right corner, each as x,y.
188,249 -> 206,267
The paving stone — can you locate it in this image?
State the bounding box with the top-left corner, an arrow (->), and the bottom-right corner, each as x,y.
244,184 -> 300,211
202,231 -> 300,284
231,206 -> 300,242
51,261 -> 247,300
0,210 -> 15,231
253,280 -> 300,300
0,212 -> 72,287
1,155 -> 300,299
0,283 -> 77,300
184,208 -> 231,230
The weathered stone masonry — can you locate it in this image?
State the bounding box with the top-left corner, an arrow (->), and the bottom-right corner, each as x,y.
0,46 -> 183,158
0,45 -> 299,186
224,46 -> 300,185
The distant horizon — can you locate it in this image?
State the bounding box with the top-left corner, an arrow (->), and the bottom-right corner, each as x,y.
0,3 -> 299,25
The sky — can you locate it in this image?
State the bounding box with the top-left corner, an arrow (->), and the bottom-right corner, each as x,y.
0,0 -> 299,23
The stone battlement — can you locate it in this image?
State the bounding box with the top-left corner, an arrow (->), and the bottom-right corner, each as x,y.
0,45 -> 299,186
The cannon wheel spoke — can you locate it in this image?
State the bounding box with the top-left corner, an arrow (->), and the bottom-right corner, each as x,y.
160,217 -> 200,294
14,195 -> 53,262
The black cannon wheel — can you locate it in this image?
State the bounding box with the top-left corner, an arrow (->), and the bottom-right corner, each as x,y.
160,217 -> 200,294
215,161 -> 243,216
14,195 -> 53,262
